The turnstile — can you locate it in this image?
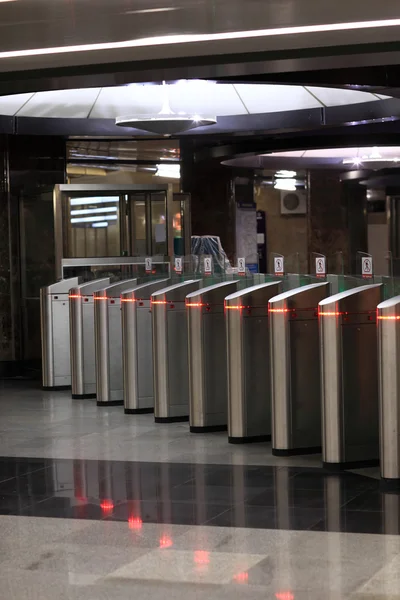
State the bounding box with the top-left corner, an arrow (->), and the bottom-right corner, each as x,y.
225,281 -> 282,444
269,282 -> 330,455
40,277 -> 81,390
377,295 -> 400,487
69,278 -> 111,399
186,280 -> 239,433
122,279 -> 170,414
152,280 -> 202,423
319,284 -> 383,469
94,279 -> 138,407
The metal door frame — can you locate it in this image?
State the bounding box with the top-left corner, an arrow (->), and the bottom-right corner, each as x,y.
53,183 -> 178,279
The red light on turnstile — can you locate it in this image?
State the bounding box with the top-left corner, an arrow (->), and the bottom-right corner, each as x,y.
318,310 -> 342,317
151,300 -> 168,306
377,315 -> 400,320
276,592 -> 294,600
94,296 -> 108,301
120,297 -> 136,303
225,305 -> 245,311
186,302 -> 204,308
194,551 -> 210,565
69,294 -> 81,299
269,308 -> 292,314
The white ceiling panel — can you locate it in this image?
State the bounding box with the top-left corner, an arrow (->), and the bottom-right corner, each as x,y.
90,86 -> 162,118
0,93 -> 35,116
306,87 -> 379,107
266,151 -> 306,157
236,84 -> 321,114
168,82 -> 245,116
18,88 -> 102,118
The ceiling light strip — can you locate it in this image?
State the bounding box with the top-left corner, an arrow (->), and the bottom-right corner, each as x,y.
1,18 -> 400,60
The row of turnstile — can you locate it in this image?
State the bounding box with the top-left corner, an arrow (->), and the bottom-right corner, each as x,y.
41,275 -> 400,487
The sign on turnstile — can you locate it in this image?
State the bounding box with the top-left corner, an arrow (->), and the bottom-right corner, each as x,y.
316,257 -> 326,278
362,256 -> 373,279
237,258 -> 246,275
145,257 -> 152,274
204,257 -> 213,276
174,257 -> 183,274
274,256 -> 284,276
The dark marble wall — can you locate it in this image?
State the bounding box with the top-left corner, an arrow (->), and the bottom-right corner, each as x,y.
0,134 -> 65,374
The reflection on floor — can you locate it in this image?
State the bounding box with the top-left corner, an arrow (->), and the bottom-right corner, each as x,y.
0,382 -> 397,599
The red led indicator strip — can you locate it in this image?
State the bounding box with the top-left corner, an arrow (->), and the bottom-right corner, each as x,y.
120,297 -> 136,303
94,296 -> 108,301
319,310 -> 376,317
69,294 -> 81,299
151,300 -> 168,305
269,308 -> 293,314
377,315 -> 400,320
186,302 -> 204,308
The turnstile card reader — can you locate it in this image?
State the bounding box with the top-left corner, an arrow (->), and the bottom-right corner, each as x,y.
377,295 -> 400,487
122,279 -> 170,415
187,280 -> 240,433
94,279 -> 138,407
152,280 -> 202,423
69,278 -> 111,399
226,281 -> 283,444
41,277 -> 81,390
269,282 -> 330,456
320,284 -> 383,469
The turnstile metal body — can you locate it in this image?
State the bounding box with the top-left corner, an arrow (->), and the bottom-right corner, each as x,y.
187,280 -> 239,433
225,281 -> 283,443
152,280 -> 202,423
94,279 -> 138,407
122,279 -> 170,414
69,278 -> 111,399
377,295 -> 400,487
320,284 -> 383,469
40,277 -> 81,389
269,283 -> 330,455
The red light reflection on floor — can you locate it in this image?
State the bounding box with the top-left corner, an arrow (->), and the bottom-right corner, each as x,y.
194,550 -> 210,565
233,572 -> 249,584
100,500 -> 114,512
159,535 -> 173,549
276,592 -> 295,600
128,516 -> 143,531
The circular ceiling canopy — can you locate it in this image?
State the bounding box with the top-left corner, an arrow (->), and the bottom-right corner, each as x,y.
223,146 -> 400,170
0,80 -> 390,122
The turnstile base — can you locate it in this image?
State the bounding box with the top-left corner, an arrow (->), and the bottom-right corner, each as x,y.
72,393 -> 96,400
43,385 -> 71,391
155,416 -> 189,424
190,425 -> 228,433
124,408 -> 154,415
381,477 -> 400,492
273,446 -> 322,457
229,434 -> 271,444
323,459 -> 379,471
97,400 -> 124,407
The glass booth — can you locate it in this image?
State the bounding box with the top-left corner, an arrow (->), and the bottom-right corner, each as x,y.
53,184 -> 191,279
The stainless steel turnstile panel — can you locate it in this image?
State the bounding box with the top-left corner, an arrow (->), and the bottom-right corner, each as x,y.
320,284 -> 383,469
69,278 -> 111,399
152,280 -> 202,423
378,296 -> 400,485
94,279 -> 138,407
186,280 -> 240,433
122,279 -> 170,414
225,281 -> 283,443
40,277 -> 81,389
269,282 -> 330,455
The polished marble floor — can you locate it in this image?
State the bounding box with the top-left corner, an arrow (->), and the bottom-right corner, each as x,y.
0,381 -> 398,599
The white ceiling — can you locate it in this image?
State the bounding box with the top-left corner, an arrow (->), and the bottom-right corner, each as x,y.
264,147 -> 400,160
0,81 -> 390,119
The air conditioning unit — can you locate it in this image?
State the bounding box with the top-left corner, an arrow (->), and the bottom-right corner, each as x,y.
280,190 -> 307,215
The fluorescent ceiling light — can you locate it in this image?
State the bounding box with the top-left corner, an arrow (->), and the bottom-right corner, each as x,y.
92,221 -> 109,228
1,18 -> 400,60
70,207 -> 118,216
274,179 -> 297,191
70,197 -> 119,206
275,170 -> 297,178
71,215 -> 118,223
156,164 -> 181,179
